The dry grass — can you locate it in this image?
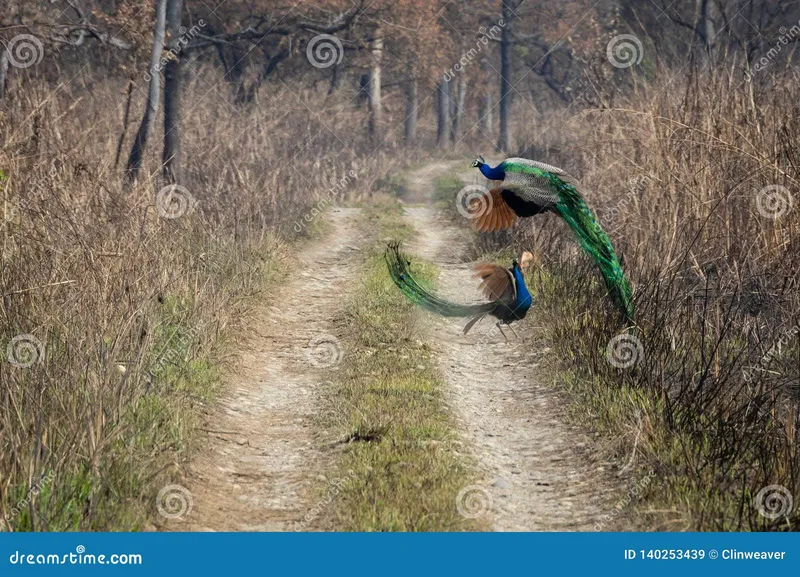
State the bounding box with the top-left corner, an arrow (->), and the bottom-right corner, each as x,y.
463,66 -> 800,531
0,69 -> 395,530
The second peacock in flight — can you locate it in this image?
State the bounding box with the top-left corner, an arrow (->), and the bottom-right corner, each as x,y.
470,156 -> 634,321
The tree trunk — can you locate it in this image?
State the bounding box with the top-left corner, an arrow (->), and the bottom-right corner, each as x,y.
0,49 -> 9,100
327,64 -> 340,95
358,74 -> 369,108
124,0 -> 167,187
367,31 -> 383,145
404,78 -> 418,145
480,59 -> 493,134
436,77 -> 451,147
213,33 -> 249,104
451,77 -> 466,143
497,0 -> 513,152
162,0 -> 184,184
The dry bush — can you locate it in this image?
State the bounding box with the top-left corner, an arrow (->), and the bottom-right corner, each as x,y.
0,68 -> 396,530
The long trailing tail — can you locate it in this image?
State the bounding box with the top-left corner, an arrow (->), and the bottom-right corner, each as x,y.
385,243 -> 495,322
553,184 -> 635,321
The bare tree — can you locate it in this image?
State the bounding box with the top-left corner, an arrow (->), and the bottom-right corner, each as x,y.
480,59 -> 493,134
367,30 -> 383,145
125,0 -> 167,187
497,0 -> 516,152
451,76 -> 467,143
404,78 -> 418,145
162,0 -> 184,184
436,77 -> 451,147
0,48 -> 8,100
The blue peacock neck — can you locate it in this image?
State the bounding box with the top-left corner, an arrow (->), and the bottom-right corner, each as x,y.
479,162 -> 505,180
513,265 -> 532,308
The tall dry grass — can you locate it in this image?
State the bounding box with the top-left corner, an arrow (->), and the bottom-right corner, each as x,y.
0,67 -> 396,530
494,66 -> 800,530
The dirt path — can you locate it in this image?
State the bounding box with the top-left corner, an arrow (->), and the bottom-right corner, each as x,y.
169,208 -> 363,532
403,164 -> 622,531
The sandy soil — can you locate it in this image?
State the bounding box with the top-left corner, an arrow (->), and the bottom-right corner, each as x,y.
164,208 -> 363,531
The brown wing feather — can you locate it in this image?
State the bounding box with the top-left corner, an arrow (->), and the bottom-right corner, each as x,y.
472,263 -> 515,302
469,188 -> 518,232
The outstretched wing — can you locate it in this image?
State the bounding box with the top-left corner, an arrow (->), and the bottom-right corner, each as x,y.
468,187 -> 519,232
501,157 -> 579,206
502,157 -> 567,176
472,262 -> 516,304
501,172 -> 561,207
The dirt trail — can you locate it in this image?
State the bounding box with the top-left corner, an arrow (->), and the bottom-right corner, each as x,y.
170,208 -> 363,532
403,163 -> 622,531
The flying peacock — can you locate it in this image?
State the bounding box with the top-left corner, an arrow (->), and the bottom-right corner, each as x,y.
385,242 -> 534,340
469,156 -> 635,321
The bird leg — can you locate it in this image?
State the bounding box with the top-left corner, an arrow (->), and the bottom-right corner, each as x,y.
495,321 -> 509,343
508,324 -> 520,340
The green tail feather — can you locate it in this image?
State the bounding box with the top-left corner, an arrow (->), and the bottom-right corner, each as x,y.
550,178 -> 635,321
385,243 -> 495,318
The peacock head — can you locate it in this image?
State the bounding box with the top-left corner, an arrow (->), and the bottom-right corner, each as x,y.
471,156 -> 485,168
519,251 -> 534,270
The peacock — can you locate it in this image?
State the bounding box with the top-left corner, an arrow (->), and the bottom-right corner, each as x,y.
469,156 -> 635,321
385,242 -> 534,340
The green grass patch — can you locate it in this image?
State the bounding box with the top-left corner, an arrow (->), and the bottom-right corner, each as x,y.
323,198 -> 484,531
